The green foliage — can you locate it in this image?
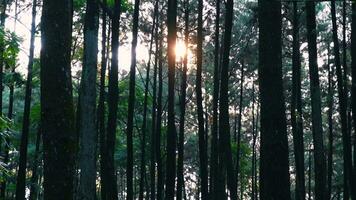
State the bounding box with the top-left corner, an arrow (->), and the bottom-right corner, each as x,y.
107,0 -> 133,12
0,28 -> 21,69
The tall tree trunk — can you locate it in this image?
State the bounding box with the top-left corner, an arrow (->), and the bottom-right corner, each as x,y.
41,0 -> 76,198
127,0 -> 140,198
210,0 -> 220,198
196,0 -> 208,198
105,0 -> 121,199
330,1 -> 355,199
258,0 -> 291,199
251,81 -> 256,200
0,1 -> 7,195
14,0 -> 37,198
218,0 -> 237,198
351,0 -> 356,197
156,28 -> 164,200
77,0 -> 99,199
235,59 -> 244,196
327,46 -> 334,200
176,0 -> 188,199
29,125 -> 41,200
98,1 -> 109,199
306,2 -> 327,199
148,1 -> 159,200
165,0 -> 178,197
291,2 -> 305,200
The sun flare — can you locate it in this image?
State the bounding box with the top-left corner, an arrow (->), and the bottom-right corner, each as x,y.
175,40 -> 187,59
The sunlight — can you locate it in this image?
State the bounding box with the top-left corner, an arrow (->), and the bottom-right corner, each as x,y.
175,40 -> 187,60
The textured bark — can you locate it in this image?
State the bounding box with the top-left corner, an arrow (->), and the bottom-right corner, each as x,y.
105,0 -> 121,199
15,1 -> 37,198
29,126 -> 41,200
156,30 -> 164,200
196,0 -> 208,198
235,60 -> 244,197
218,0 -> 237,198
327,47 -> 334,200
41,0 -> 76,198
148,1 -> 159,200
98,1 -> 108,199
306,2 -> 327,199
258,0 -> 291,199
351,1 -> 356,198
126,0 -> 140,198
176,1 -> 188,199
291,3 -> 305,200
165,0 -> 178,197
77,0 -> 99,199
210,0 -> 220,198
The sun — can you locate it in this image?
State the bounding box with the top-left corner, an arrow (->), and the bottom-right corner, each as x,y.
175,40 -> 187,59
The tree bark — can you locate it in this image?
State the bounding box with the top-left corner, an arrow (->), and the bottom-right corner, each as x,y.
40,0 -> 76,198
196,0 -> 208,198
29,125 -> 41,200
218,0 -> 237,198
306,2 -> 327,199
98,1 -> 109,199
126,0 -> 140,198
15,0 -> 37,194
327,46 -> 334,200
291,2 -> 305,200
210,0 -> 220,198
77,0 -> 99,199
177,0 -> 188,199
258,0 -> 291,199
105,0 -> 121,199
165,0 -> 178,197
330,1 -> 355,199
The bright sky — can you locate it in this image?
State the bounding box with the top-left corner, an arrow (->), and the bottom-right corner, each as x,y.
5,2 -> 190,76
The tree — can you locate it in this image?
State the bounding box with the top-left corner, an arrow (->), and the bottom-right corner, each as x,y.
218,0 -> 237,198
291,2 -> 305,200
176,0 -> 188,199
196,0 -> 208,198
40,0 -> 76,198
105,0 -> 121,199
258,0 -> 291,199
210,0 -> 220,198
306,1 -> 327,199
15,0 -> 37,199
126,0 -> 140,197
165,0 -> 178,196
77,0 -> 99,199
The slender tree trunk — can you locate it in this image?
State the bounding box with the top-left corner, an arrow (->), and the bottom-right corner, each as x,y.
218,0 -> 237,198
41,0 -> 76,198
251,81 -> 256,200
106,0 -> 121,199
258,0 -> 291,199
0,0 -> 7,196
29,126 -> 41,200
308,149 -> 312,200
235,59 -> 244,196
330,2 -> 355,199
15,0 -> 37,198
210,0 -> 220,198
148,1 -> 159,200
177,1 -> 188,199
98,1 -> 109,199
351,0 -> 356,196
77,0 -> 99,199
327,46 -> 334,200
165,0 -> 178,197
196,0 -> 208,198
156,28 -> 164,200
306,2 -> 327,199
291,2 -> 305,200
126,0 -> 140,198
